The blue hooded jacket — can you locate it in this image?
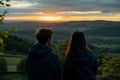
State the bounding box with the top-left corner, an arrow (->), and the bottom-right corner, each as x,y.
26,44 -> 61,80
63,52 -> 98,80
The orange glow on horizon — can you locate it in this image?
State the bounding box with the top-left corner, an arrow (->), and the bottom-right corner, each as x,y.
5,13 -> 120,22
39,16 -> 62,21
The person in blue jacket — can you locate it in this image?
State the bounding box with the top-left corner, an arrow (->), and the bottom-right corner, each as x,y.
26,29 -> 61,80
63,31 -> 98,80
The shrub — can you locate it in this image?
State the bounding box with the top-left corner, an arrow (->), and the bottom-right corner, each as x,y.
98,54 -> 120,76
0,57 -> 7,73
17,58 -> 26,72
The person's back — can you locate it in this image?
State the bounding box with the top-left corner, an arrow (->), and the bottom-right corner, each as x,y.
26,29 -> 61,80
63,31 -> 98,80
63,51 -> 97,80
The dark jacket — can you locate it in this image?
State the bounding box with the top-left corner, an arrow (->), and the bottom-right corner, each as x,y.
63,52 -> 98,80
26,44 -> 61,80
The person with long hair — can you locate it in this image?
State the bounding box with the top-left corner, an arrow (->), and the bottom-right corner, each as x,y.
63,31 -> 98,80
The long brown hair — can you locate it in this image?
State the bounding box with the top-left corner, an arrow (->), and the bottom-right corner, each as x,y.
65,31 -> 89,57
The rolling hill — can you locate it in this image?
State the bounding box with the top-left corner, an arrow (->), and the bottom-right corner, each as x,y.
1,20 -> 120,53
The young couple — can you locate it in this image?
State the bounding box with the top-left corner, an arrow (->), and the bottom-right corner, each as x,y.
26,29 -> 98,80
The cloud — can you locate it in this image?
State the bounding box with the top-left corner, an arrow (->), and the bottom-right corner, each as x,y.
11,1 -> 30,8
10,1 -> 37,8
1,0 -> 120,17
7,12 -> 44,17
57,11 -> 102,15
26,0 -> 120,13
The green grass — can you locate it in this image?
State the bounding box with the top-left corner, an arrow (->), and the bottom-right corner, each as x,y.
4,56 -> 22,71
0,52 -> 4,55
0,72 -> 27,80
7,66 -> 17,72
0,73 -> 119,80
0,55 -> 27,79
0,54 -> 26,72
4,57 -> 22,66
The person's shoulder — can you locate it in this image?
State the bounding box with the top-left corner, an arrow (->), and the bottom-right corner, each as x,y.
28,44 -> 39,52
88,51 -> 96,56
27,46 -> 35,55
88,51 -> 97,60
49,50 -> 57,56
49,50 -> 59,59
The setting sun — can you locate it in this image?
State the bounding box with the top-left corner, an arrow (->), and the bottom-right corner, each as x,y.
39,16 -> 62,21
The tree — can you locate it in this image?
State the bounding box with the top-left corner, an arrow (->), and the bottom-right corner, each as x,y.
0,0 -> 11,23
0,37 -> 4,55
4,35 -> 34,54
0,0 -> 17,55
0,0 -> 11,55
0,57 -> 7,73
54,41 -> 68,67
98,54 -> 120,76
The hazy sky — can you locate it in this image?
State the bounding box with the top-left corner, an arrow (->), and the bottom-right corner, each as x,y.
1,0 -> 120,21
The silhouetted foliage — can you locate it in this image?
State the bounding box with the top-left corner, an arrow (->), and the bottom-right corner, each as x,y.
4,35 -> 34,54
54,41 -> 68,67
0,0 -> 13,55
0,57 -> 7,73
98,54 -> 120,76
17,58 -> 26,72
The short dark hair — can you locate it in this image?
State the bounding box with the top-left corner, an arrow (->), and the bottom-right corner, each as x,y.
36,29 -> 52,44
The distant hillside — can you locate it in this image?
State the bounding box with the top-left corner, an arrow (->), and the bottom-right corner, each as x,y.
85,26 -> 120,36
1,20 -> 120,40
1,20 -> 120,43
1,20 -> 120,53
2,20 -> 120,30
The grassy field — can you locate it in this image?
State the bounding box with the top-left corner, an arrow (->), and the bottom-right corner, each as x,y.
0,55 -> 27,80
0,54 -> 26,72
0,72 -> 27,80
0,73 -> 119,80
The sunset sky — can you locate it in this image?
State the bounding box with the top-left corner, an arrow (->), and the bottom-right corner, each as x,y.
1,0 -> 120,22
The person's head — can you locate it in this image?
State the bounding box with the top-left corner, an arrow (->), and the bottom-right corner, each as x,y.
36,29 -> 53,46
65,31 -> 89,57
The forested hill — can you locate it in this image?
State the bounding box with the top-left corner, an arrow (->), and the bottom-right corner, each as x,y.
85,25 -> 120,36
3,20 -> 120,29
1,20 -> 120,54
1,20 -> 120,40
